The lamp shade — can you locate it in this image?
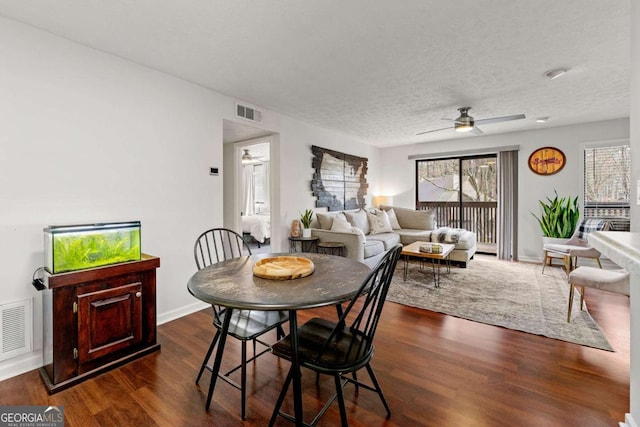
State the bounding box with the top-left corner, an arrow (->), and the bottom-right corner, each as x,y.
372,195 -> 393,208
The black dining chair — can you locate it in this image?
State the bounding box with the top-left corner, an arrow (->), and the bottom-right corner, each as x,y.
268,244 -> 403,427
194,228 -> 288,419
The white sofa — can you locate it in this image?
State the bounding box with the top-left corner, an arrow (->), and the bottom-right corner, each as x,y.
311,206 -> 477,268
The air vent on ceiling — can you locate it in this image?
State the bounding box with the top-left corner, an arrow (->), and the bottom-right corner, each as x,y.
236,102 -> 263,124
0,299 -> 32,361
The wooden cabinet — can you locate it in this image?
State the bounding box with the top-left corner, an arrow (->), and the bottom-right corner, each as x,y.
39,254 -> 160,393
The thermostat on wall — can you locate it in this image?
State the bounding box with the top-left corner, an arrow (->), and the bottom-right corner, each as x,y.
210,167 -> 219,176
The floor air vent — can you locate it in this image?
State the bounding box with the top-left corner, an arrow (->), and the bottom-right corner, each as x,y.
0,299 -> 32,361
236,102 -> 263,123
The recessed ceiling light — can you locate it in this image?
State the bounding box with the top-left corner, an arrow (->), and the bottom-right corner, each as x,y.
536,117 -> 549,123
544,68 -> 568,80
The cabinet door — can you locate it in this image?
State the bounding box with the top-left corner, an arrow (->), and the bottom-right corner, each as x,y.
77,282 -> 143,363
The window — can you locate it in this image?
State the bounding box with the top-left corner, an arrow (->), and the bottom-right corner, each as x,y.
583,144 -> 630,230
416,155 -> 497,253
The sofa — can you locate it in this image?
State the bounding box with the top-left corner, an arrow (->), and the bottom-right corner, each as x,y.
311,206 -> 477,268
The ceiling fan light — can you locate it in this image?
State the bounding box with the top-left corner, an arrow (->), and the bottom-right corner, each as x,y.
241,149 -> 252,164
455,124 -> 474,133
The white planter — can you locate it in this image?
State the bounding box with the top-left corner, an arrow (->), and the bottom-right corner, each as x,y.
542,236 -> 566,246
302,228 -> 312,238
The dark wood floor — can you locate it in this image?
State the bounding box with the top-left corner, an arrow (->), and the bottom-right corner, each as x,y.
0,265 -> 630,426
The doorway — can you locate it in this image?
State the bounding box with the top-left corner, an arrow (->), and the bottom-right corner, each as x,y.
237,141 -> 271,252
416,155 -> 497,254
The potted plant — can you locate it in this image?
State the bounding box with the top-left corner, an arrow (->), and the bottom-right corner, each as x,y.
300,209 -> 314,237
531,190 -> 580,242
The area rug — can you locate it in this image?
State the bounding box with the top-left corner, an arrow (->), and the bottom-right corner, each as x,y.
387,255 -> 613,351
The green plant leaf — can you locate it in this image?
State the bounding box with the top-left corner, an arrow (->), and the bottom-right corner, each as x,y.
530,190 -> 579,238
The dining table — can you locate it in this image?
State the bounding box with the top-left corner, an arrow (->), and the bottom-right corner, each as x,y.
187,252 -> 372,426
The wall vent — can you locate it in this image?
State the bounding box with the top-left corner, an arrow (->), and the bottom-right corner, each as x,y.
0,299 -> 32,361
235,102 -> 263,123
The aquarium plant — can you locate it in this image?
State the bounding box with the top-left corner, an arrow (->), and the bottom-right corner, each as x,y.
45,222 -> 141,273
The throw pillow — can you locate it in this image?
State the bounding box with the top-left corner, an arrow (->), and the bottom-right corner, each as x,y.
367,210 -> 393,235
317,212 -> 346,230
330,216 -> 353,232
394,208 -> 435,230
344,209 -> 370,235
385,208 -> 401,230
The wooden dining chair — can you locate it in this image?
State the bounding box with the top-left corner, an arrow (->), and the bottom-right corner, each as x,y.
193,228 -> 288,419
268,244 -> 403,427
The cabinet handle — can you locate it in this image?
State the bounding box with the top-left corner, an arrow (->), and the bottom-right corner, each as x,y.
135,292 -> 142,298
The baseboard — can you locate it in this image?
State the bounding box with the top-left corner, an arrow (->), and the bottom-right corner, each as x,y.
156,300 -> 209,325
0,301 -> 209,382
621,413 -> 638,427
0,352 -> 42,382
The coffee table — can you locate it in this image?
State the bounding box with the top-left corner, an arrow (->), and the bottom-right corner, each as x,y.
401,241 -> 455,288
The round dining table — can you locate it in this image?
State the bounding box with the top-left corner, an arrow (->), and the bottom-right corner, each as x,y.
187,252 -> 372,426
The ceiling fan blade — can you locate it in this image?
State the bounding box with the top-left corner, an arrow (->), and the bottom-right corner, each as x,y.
441,117 -> 455,122
416,126 -> 454,136
474,114 -> 526,125
470,126 -> 484,135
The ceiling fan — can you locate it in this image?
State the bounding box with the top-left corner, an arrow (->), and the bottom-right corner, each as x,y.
241,148 -> 264,164
416,107 -> 526,136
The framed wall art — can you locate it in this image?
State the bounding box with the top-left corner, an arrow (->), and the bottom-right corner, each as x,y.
528,146 -> 566,175
311,146 -> 368,211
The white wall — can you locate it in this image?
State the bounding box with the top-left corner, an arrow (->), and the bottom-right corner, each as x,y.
222,119 -> 380,253
0,17 -> 380,380
628,1 -> 639,424
0,17 -> 233,379
379,118 -> 630,262
274,120 -> 380,251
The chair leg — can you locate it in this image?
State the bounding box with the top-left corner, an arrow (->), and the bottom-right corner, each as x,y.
334,374 -> 349,427
241,341 -> 247,420
269,368 -> 293,427
563,255 -> 572,275
580,285 -> 585,311
196,329 -> 221,384
595,257 -> 603,269
366,364 -> 391,416
567,283 -> 575,322
542,250 -> 548,274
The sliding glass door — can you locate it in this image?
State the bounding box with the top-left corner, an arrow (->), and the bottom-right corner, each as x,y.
416,155 -> 497,254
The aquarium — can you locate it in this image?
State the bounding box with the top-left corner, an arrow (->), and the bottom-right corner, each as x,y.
44,221 -> 141,274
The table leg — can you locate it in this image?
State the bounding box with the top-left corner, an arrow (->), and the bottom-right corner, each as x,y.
431,258 -> 443,288
205,308 -> 232,410
288,310 -> 303,427
403,255 -> 408,281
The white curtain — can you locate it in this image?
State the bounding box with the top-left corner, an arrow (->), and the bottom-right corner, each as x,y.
242,164 -> 255,216
263,161 -> 270,213
497,150 -> 518,260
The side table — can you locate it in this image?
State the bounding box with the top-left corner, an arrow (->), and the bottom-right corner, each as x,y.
288,236 -> 319,253
317,242 -> 346,257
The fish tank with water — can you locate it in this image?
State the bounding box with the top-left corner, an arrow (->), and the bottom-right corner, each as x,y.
44,221 -> 141,274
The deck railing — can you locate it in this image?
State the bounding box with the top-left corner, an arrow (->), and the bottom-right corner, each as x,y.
584,206 -> 630,231
417,201 -> 497,252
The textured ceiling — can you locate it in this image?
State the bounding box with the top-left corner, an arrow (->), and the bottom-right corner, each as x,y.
0,1 -> 630,147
